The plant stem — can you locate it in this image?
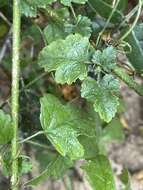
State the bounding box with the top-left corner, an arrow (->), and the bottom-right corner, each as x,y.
96,0 -> 120,46
119,0 -> 142,41
19,131 -> 45,144
23,140 -> 53,150
113,66 -> 143,96
11,0 -> 21,189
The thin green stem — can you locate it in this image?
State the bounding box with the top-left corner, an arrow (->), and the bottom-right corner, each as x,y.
11,0 -> 21,189
118,5 -> 138,29
19,131 -> 45,144
119,0 -> 142,41
23,140 -> 53,150
96,0 -> 120,46
70,4 -> 77,20
24,72 -> 48,89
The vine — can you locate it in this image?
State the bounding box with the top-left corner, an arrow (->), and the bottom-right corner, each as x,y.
0,0 -> 143,190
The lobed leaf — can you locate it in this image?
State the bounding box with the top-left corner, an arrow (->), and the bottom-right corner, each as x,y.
40,94 -> 85,160
92,46 -> 117,72
38,34 -> 90,84
81,75 -> 120,122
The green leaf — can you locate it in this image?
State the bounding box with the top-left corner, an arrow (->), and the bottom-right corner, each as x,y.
47,125 -> 84,159
103,0 -> 128,12
119,169 -> 132,190
81,75 -> 120,122
124,27 -> 143,72
38,34 -> 89,84
65,15 -> 92,37
0,110 -> 13,145
43,7 -> 70,43
92,46 -> 117,72
44,23 -> 66,44
55,62 -> 87,84
88,0 -> 123,24
79,136 -> 98,159
82,155 -> 116,190
40,94 -> 68,131
134,23 -> 143,41
61,0 -> 88,6
101,118 -> 125,142
20,1 -> 37,17
40,94 -> 84,160
66,103 -> 96,137
20,0 -> 56,17
26,155 -> 73,186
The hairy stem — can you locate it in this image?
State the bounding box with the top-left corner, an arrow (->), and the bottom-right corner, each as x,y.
113,66 -> 143,96
11,0 -> 21,189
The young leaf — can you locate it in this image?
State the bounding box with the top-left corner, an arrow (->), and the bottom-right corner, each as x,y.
0,110 -> 13,145
92,46 -> 117,72
61,0 -> 88,6
38,34 -> 89,84
65,15 -> 92,37
81,75 -> 120,122
25,155 -> 73,186
82,155 -> 116,190
40,94 -> 84,160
